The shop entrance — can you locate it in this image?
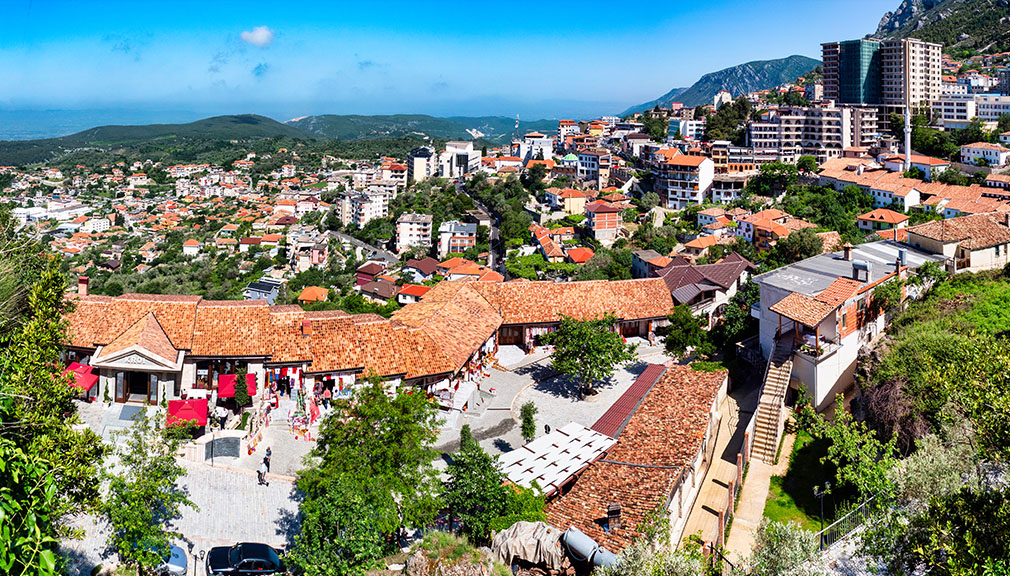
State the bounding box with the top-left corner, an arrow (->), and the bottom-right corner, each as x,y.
115,371 -> 158,404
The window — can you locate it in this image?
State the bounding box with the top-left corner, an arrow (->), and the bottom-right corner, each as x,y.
842,312 -> 848,328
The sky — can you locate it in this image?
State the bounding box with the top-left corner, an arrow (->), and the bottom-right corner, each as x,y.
0,0 -> 897,124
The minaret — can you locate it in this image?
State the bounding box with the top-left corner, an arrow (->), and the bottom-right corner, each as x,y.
903,104 -> 912,173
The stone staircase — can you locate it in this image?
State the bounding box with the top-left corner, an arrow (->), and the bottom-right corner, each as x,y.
752,337 -> 794,464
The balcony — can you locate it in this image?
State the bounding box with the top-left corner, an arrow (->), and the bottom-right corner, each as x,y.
795,334 -> 841,362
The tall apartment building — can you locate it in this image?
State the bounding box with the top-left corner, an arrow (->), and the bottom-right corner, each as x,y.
669,118 -> 706,141
652,154 -> 715,210
407,146 -> 436,183
395,213 -> 433,253
747,103 -> 879,164
880,38 -> 942,113
822,39 -> 882,105
823,37 -> 941,131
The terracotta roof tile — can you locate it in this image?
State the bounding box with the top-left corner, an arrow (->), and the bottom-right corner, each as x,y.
94,312 -> 178,365
546,365 -> 725,551
468,279 -> 673,325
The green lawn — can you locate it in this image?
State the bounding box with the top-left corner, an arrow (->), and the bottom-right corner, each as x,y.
763,430 -> 854,532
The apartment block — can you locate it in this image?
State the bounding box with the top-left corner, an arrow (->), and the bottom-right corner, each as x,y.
653,154 -> 714,210
439,141 -> 482,178
407,146 -> 436,183
879,38 -> 943,119
437,220 -> 477,258
821,39 -> 882,105
933,93 -> 1010,131
395,212 -> 433,253
747,103 -> 879,164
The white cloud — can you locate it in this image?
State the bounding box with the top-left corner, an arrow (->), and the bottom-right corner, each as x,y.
240,26 -> 274,47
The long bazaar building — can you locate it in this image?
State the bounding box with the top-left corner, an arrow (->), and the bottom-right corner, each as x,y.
64,278 -> 673,409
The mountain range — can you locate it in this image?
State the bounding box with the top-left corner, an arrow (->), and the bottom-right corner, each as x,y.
286,114 -> 557,142
874,0 -> 1010,54
0,113 -> 564,166
620,55 -> 821,116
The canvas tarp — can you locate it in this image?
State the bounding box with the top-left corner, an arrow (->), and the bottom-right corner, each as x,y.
491,521 -> 565,569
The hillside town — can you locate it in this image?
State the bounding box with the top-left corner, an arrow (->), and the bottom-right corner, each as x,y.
5,6 -> 1010,576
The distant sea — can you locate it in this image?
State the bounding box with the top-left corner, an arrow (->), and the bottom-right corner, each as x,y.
0,109 -> 211,141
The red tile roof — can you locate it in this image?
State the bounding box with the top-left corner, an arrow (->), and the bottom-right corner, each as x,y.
547,365 -> 726,551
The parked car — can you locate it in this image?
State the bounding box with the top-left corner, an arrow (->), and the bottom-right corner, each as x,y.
206,543 -> 284,575
158,544 -> 187,576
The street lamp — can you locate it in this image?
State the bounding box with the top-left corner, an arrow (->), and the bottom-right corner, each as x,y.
813,481 -> 831,549
197,550 -> 205,576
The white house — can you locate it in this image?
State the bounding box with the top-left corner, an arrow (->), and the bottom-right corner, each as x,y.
754,241 -> 944,410
182,239 -> 201,257
960,142 -> 1010,167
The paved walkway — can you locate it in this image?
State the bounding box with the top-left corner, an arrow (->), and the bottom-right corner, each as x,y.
724,430 -> 796,563
679,376 -> 761,547
59,459 -> 300,576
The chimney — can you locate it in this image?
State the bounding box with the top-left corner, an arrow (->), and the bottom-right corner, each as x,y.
842,242 -> 854,261
78,276 -> 89,296
607,503 -> 622,531
856,164 -> 864,176
302,318 -> 312,337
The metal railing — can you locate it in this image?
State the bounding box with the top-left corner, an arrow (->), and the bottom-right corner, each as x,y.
816,497 -> 876,550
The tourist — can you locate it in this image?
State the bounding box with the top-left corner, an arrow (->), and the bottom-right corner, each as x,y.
257,460 -> 268,486
265,446 -> 272,472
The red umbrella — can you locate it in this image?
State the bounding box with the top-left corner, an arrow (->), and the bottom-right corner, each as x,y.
63,363 -> 97,390
217,374 -> 256,398
166,399 -> 208,427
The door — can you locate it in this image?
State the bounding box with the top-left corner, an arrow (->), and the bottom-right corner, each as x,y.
115,371 -> 127,403
148,373 -> 159,404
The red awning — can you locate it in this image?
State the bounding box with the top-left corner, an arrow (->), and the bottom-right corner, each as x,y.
63,363 -> 98,391
166,398 -> 208,427
217,373 -> 256,398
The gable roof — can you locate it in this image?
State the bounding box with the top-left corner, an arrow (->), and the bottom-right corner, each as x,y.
907,213 -> 1010,250
93,312 -> 178,365
546,365 -> 725,551
404,256 -> 439,276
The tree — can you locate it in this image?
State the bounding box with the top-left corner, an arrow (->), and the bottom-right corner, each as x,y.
285,473 -> 398,576
233,362 -> 251,408
710,280 -> 760,349
597,541 -> 705,576
0,210 -> 105,575
443,439 -> 545,543
815,394 -> 898,498
748,520 -> 828,576
459,423 -> 475,450
541,314 -> 637,397
639,192 -> 660,212
657,304 -> 705,357
771,228 -> 823,266
444,441 -> 512,542
520,401 -> 538,443
297,378 -> 442,532
797,155 -> 818,174
105,410 -> 196,572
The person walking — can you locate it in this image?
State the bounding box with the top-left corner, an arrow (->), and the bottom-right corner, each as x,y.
264,447 -> 272,473
258,460 -> 269,486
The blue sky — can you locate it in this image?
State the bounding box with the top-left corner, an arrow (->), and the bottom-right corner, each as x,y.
0,0 -> 896,120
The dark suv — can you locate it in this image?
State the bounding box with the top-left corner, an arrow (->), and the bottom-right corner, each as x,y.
206,543 -> 284,574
